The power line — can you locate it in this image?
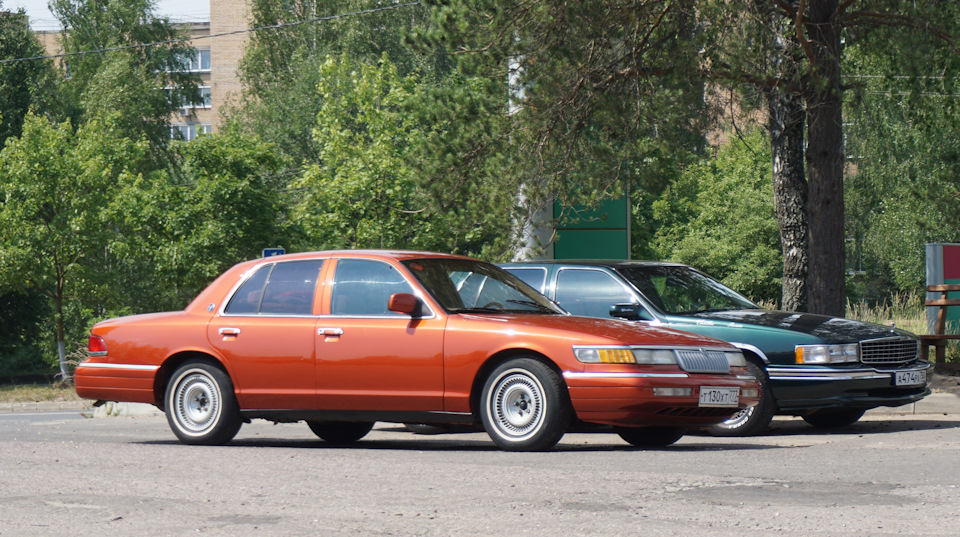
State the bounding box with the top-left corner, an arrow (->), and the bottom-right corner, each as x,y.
0,1 -> 423,65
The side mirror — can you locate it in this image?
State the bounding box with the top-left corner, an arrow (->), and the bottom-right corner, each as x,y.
610,303 -> 642,320
388,293 -> 420,315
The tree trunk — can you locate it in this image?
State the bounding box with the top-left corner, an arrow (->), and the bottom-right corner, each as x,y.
768,89 -> 808,312
804,0 -> 846,317
54,294 -> 70,381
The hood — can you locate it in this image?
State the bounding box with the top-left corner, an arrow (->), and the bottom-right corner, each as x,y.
456,313 -> 734,348
683,310 -> 912,342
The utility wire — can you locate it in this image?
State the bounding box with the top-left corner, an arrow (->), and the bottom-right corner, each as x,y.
0,1 -> 423,65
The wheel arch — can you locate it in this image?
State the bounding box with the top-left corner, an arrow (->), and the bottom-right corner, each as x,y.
468,348 -> 569,418
731,343 -> 771,365
154,351 -> 231,411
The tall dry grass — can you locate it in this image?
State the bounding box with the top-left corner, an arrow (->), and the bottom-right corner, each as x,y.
847,291 -> 958,361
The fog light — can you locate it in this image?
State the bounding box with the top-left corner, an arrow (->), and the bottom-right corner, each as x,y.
653,387 -> 692,397
742,388 -> 759,398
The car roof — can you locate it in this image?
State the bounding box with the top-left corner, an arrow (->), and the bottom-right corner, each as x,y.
254,249 -> 477,263
501,259 -> 690,269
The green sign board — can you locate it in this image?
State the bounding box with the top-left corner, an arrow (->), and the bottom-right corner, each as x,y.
553,197 -> 630,260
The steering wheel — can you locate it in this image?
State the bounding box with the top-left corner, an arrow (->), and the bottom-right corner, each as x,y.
481,301 -> 503,310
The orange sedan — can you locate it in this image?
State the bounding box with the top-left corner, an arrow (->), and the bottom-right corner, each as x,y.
76,250 -> 760,451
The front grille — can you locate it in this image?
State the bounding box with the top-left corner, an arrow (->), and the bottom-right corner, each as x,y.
860,337 -> 919,365
675,350 -> 730,374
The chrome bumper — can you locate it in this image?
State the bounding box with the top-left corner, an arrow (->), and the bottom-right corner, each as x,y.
767,361 -> 932,382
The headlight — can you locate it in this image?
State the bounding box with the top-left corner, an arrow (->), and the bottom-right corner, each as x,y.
795,343 -> 859,364
572,346 -> 677,365
725,351 -> 747,367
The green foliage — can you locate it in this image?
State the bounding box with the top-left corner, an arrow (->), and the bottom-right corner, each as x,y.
0,6 -> 62,146
107,127 -> 286,312
0,290 -> 49,375
50,0 -> 200,149
414,0 -> 710,255
0,113 -> 148,374
291,55 -> 517,258
233,0 -> 447,166
653,130 -> 782,303
843,6 -> 960,297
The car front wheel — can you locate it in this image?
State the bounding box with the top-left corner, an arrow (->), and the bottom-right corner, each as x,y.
709,360 -> 775,437
480,358 -> 571,451
165,361 -> 242,445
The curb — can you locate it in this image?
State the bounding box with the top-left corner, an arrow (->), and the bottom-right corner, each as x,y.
865,393 -> 960,416
0,400 -> 92,413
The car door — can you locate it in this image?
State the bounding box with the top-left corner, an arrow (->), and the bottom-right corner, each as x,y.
208,259 -> 324,410
315,257 -> 446,411
552,267 -> 647,319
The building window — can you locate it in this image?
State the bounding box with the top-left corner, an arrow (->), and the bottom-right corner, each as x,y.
171,123 -> 212,141
178,49 -> 211,72
167,86 -> 212,114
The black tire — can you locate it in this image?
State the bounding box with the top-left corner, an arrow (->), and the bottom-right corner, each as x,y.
480,358 -> 571,451
615,426 -> 685,447
801,408 -> 866,428
165,360 -> 242,445
307,421 -> 374,443
709,360 -> 775,437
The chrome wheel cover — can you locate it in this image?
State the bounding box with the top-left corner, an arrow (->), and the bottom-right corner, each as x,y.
488,369 -> 546,441
171,370 -> 222,436
720,405 -> 754,430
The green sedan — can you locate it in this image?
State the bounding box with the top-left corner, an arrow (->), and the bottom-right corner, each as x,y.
501,260 -> 931,436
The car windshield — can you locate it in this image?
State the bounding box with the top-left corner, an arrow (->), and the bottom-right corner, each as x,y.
615,265 -> 759,315
403,258 -> 563,315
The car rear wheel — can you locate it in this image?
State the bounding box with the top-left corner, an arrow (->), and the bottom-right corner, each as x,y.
165,361 -> 242,445
801,408 -> 866,428
480,358 -> 571,451
615,426 -> 685,447
709,360 -> 775,437
306,421 -> 374,443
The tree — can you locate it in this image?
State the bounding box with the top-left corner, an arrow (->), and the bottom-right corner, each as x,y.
414,0 -> 711,259
0,113 -> 148,378
654,129 -> 782,303
843,7 -> 960,295
291,55 -> 517,258
106,126 -> 286,313
701,1 -> 959,315
0,5 -> 61,145
49,0 -> 200,150
233,0 -> 447,166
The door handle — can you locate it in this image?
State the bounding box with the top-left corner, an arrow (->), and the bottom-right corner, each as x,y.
218,327 -> 241,337
318,327 -> 344,337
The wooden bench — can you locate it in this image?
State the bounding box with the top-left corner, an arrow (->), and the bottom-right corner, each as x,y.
918,284 -> 960,364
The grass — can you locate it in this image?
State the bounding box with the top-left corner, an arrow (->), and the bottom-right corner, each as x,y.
847,291 -> 959,362
0,381 -> 85,404
846,291 -> 928,335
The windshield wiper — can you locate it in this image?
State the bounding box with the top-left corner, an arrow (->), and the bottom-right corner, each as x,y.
505,299 -> 558,313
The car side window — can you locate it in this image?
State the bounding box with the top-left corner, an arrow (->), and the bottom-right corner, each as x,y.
555,268 -> 639,318
225,260 -> 324,315
331,259 -> 415,316
504,268 -> 547,293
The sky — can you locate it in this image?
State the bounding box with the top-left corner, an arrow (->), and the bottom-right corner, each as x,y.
5,0 -> 210,30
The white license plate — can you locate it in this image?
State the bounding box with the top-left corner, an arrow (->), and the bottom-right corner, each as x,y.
699,387 -> 740,407
894,370 -> 926,386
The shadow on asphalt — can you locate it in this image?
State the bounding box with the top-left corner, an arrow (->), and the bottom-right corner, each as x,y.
129,416 -> 960,452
